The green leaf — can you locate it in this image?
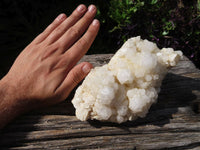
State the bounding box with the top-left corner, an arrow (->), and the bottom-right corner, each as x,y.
122,13 -> 126,19
198,0 -> 200,12
149,34 -> 154,38
133,7 -> 137,13
140,2 -> 145,6
195,31 -> 200,35
96,9 -> 101,16
128,0 -> 133,5
151,0 -> 158,5
162,31 -> 169,36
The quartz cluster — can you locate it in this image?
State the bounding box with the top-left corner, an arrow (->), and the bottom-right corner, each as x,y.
72,36 -> 183,123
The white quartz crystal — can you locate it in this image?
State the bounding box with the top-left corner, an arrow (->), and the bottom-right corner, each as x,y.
72,36 -> 183,123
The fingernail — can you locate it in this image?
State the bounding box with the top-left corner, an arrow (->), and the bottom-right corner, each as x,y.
77,4 -> 85,12
92,19 -> 99,26
82,64 -> 91,74
88,5 -> 96,12
57,13 -> 66,21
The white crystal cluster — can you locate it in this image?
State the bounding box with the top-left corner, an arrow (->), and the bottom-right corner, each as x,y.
72,36 -> 183,123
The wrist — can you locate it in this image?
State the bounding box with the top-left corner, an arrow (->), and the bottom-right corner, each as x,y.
0,76 -> 28,129
0,76 -> 20,107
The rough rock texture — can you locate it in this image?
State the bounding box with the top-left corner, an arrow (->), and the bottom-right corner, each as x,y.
72,36 -> 183,123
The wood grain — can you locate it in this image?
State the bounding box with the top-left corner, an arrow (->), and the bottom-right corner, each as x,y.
0,54 -> 200,150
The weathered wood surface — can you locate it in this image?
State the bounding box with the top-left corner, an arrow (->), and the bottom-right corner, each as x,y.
1,54 -> 200,150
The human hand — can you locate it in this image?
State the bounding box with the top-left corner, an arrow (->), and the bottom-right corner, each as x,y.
0,4 -> 99,115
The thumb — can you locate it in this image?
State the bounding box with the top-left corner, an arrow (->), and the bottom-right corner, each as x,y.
58,62 -> 93,99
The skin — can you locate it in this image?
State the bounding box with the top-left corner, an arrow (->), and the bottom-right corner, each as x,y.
0,4 -> 100,129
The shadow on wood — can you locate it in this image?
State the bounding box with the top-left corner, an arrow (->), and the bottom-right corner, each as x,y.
88,73 -> 199,129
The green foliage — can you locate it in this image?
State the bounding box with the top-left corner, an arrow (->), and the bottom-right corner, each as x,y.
108,0 -> 144,32
162,21 -> 176,36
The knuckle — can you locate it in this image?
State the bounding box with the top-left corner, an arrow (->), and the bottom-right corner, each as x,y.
78,37 -> 89,49
68,27 -> 81,38
56,56 -> 69,68
48,27 -> 62,40
47,33 -> 55,43
71,10 -> 82,18
45,21 -> 57,33
55,26 -> 63,34
71,70 -> 84,85
83,14 -> 93,21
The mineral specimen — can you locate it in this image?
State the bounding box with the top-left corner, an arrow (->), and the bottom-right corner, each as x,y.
72,36 -> 183,123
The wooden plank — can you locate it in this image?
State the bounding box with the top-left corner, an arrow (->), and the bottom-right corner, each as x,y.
0,54 -> 200,150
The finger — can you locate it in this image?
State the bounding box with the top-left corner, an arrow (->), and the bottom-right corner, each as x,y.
58,5 -> 97,53
45,4 -> 87,45
65,19 -> 100,64
32,13 -> 67,44
56,62 -> 93,99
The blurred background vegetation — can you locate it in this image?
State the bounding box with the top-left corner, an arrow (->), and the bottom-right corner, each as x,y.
0,0 -> 200,78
